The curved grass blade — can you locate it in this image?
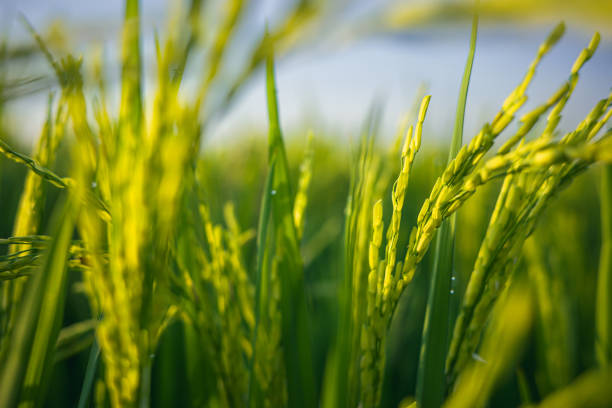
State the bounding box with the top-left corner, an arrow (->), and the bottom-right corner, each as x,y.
54,319 -> 97,363
1,92 -> 66,358
247,161 -> 275,406
77,339 -> 101,408
416,11 -> 478,408
268,45 -> 316,408
0,194 -> 78,408
249,42 -> 317,407
321,108 -> 383,408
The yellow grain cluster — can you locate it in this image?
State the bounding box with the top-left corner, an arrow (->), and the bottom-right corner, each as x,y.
447,31 -> 610,381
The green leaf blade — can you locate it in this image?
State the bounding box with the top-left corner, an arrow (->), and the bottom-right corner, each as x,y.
597,164 -> 612,367
416,11 -> 478,408
0,195 -> 78,408
264,46 -> 316,408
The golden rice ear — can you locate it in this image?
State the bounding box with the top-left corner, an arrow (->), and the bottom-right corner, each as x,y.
447,57 -> 612,391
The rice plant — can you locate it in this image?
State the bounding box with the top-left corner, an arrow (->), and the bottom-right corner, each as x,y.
0,0 -> 611,407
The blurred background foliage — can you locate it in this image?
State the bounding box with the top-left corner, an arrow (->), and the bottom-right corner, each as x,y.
382,0 -> 612,32
0,133 -> 605,407
0,0 -> 610,407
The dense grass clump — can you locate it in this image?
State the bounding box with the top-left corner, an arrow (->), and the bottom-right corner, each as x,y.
0,1 -> 611,407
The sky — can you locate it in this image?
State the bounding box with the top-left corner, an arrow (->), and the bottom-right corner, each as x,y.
2,0 -> 611,148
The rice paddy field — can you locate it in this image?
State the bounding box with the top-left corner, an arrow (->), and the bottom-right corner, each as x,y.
1,0 -> 612,407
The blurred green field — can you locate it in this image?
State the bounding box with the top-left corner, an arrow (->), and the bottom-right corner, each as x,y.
0,130 -> 606,407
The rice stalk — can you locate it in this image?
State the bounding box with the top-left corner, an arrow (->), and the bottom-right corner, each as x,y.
396,23 -> 567,310
359,96 -> 430,408
0,92 -> 67,350
416,12 -> 477,407
1,2 -> 612,406
446,36 -> 610,382
320,105 -> 385,408
0,138 -> 68,189
255,46 -> 316,408
0,192 -> 79,408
